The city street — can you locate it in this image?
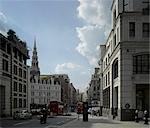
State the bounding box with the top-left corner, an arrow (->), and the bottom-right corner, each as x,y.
0,116 -> 75,128
0,113 -> 149,128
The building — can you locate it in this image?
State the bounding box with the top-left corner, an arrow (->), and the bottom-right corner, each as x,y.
99,0 -> 149,120
0,30 -> 29,117
87,68 -> 101,107
52,74 -> 77,112
29,41 -> 61,109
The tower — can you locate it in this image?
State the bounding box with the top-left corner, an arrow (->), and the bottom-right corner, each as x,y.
30,38 -> 40,82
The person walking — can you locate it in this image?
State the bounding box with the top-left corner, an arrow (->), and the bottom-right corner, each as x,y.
135,110 -> 139,123
143,110 -> 149,125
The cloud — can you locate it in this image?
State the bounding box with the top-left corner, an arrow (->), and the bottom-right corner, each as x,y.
76,25 -> 105,66
76,0 -> 112,66
55,62 -> 81,74
0,12 -> 8,35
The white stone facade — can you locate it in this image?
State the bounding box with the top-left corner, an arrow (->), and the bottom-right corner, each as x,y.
100,0 -> 149,120
30,76 -> 61,106
0,31 -> 29,117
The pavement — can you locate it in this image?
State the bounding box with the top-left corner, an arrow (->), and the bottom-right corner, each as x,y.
58,114 -> 150,128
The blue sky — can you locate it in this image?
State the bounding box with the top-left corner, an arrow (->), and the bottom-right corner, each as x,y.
0,0 -> 112,91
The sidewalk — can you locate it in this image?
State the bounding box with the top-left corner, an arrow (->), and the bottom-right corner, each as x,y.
59,115 -> 149,128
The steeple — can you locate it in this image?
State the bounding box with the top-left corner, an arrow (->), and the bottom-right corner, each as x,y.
34,37 -> 36,50
30,38 -> 40,81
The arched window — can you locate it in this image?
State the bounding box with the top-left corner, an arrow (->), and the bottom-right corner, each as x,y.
113,59 -> 118,79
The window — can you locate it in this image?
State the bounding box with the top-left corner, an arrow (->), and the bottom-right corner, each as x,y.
93,86 -> 96,91
14,81 -> 17,91
14,98 -> 17,108
142,5 -> 149,15
23,99 -> 26,108
31,91 -> 34,96
19,99 -> 22,108
19,83 -> 22,92
106,74 -> 107,86
13,48 -> 17,59
133,54 -> 149,74
113,60 -> 118,79
7,44 -> 11,54
113,34 -> 116,47
117,27 -> 119,42
31,98 -> 34,103
143,23 -> 149,37
1,40 -> 6,51
23,70 -> 26,79
19,68 -> 22,77
103,87 -> 110,108
108,72 -> 110,85
2,59 -> 8,72
14,65 -> 17,75
23,85 -> 26,93
129,22 -> 135,37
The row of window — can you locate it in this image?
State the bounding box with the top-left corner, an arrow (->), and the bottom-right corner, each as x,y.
129,22 -> 149,38
31,91 -> 60,97
31,85 -> 60,90
30,78 -> 60,85
1,40 -> 27,64
14,81 -> 26,93
14,98 -> 26,108
14,65 -> 26,79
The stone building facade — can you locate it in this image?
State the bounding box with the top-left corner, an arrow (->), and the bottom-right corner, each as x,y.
99,0 -> 149,120
0,30 -> 29,117
29,41 -> 61,109
87,68 -> 101,107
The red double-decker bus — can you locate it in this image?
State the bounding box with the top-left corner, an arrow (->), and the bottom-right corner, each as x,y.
48,101 -> 63,116
77,102 -> 83,114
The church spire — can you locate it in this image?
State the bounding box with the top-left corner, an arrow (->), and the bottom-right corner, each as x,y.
30,38 -> 40,79
34,37 -> 36,50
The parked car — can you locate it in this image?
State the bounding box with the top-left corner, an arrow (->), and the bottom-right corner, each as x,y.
13,110 -> 32,120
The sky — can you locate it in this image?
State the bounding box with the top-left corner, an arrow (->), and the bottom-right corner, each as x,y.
0,0 -> 112,92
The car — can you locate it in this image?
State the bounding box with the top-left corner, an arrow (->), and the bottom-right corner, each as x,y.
13,110 -> 32,120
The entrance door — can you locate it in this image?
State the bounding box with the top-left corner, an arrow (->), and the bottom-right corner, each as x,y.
136,84 -> 149,111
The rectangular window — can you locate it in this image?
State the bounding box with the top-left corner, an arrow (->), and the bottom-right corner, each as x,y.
14,65 -> 17,75
2,59 -> 8,72
19,98 -> 22,108
108,72 -> 110,85
23,99 -> 26,108
13,48 -> 17,59
105,75 -> 107,86
19,83 -> 22,92
113,34 -> 116,47
19,68 -> 22,77
129,22 -> 135,37
31,91 -> 34,96
14,81 -> 17,91
14,98 -> 17,108
23,85 -> 26,93
23,70 -> 26,79
143,23 -> 149,37
133,54 -> 149,74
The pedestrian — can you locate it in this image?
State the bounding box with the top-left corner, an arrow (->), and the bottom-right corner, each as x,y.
135,110 -> 139,123
143,110 -> 149,125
